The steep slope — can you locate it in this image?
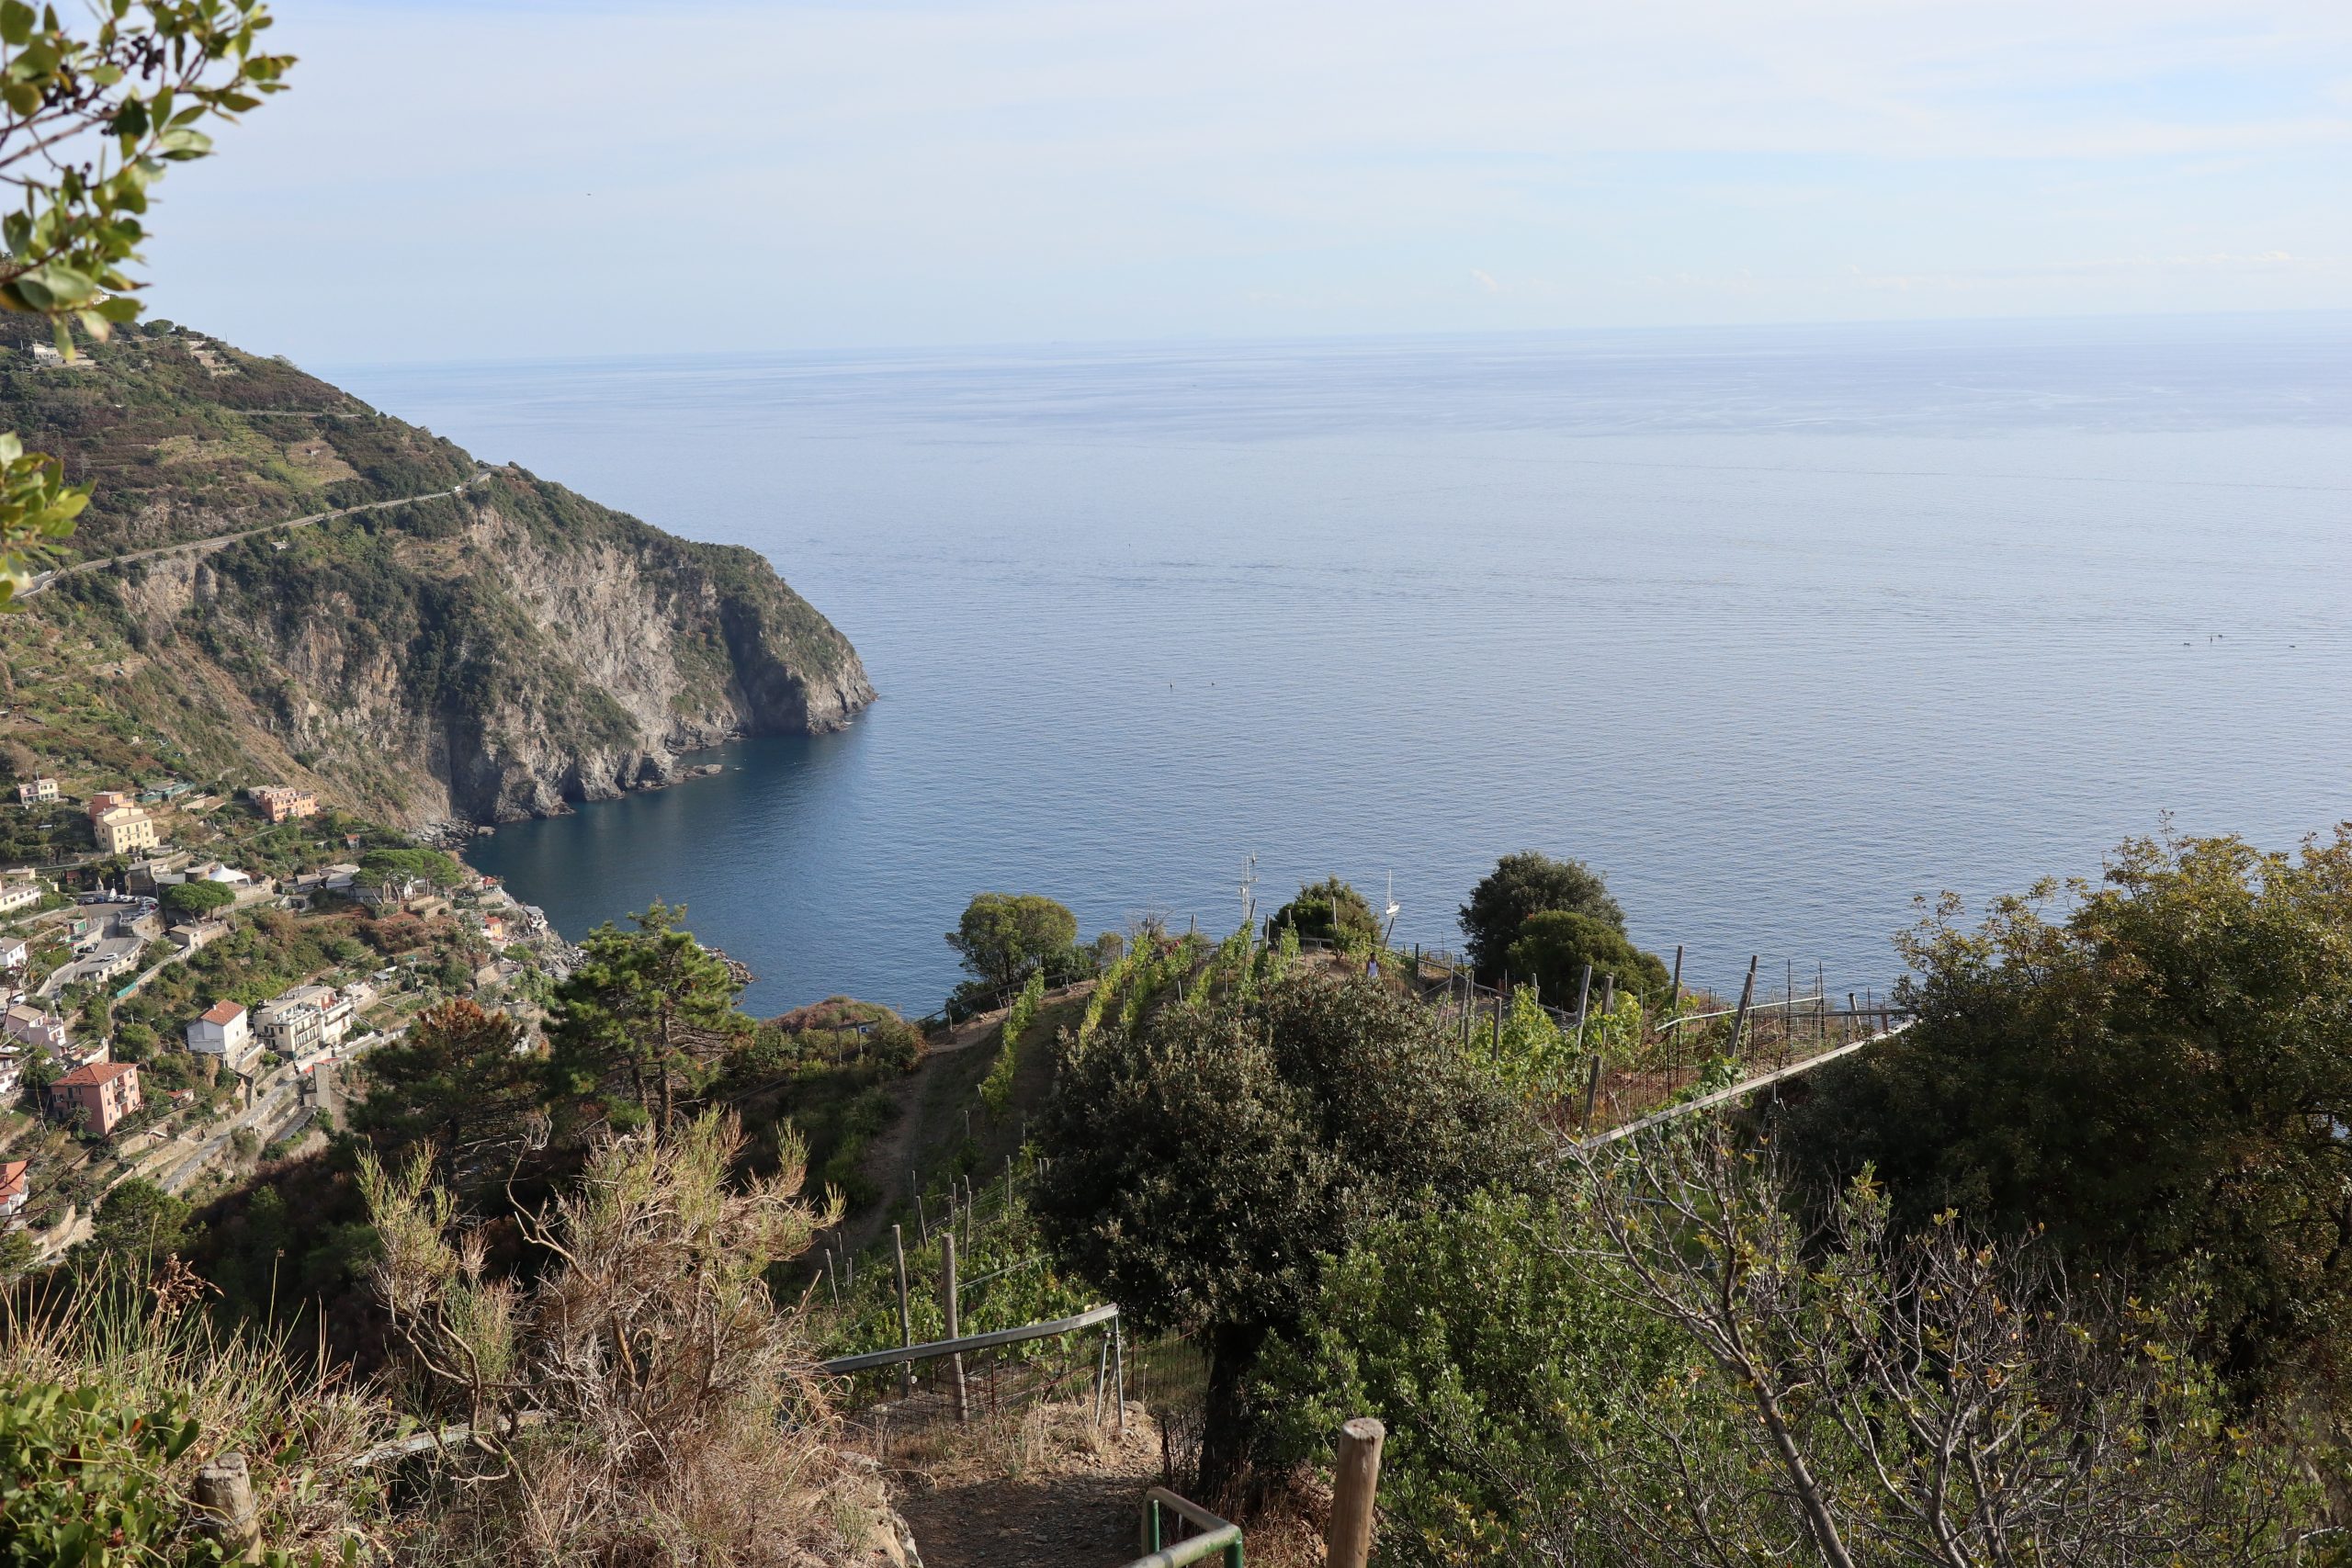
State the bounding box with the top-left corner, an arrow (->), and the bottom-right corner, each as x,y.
0,318 -> 874,825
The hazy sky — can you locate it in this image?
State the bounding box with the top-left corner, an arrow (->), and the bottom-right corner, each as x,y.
143,0 -> 2352,364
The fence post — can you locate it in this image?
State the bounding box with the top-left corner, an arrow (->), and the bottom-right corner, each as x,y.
193,1453 -> 260,1554
1328,1416 -> 1387,1568
891,1224 -> 914,1400
1725,955 -> 1759,1059
941,1231 -> 968,1421
823,1247 -> 839,1305
1581,1053 -> 1603,1133
1111,1308 -> 1126,1437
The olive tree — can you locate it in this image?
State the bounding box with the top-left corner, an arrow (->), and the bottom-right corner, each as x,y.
1030,972 -> 1544,1503
0,2 -> 291,600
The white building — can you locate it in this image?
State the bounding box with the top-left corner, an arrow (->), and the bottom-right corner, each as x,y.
253,992 -> 324,1058
274,984 -> 353,1052
186,999 -> 257,1072
0,880 -> 42,916
2,1003 -> 65,1057
0,936 -> 25,972
14,778 -> 55,805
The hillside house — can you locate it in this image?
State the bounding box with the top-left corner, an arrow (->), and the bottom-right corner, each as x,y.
0,879 -> 43,916
47,1060 -> 141,1136
95,807 -> 159,856
0,937 -> 24,972
168,919 -> 227,954
85,791 -> 132,818
0,1052 -> 19,1104
248,785 -> 320,824
254,992 -> 324,1058
1,1003 -> 64,1057
0,1160 -> 26,1222
187,999 -> 258,1072
14,778 -> 55,805
268,984 -> 354,1055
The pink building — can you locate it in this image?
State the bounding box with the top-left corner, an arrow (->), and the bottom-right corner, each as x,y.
47,1061 -> 141,1136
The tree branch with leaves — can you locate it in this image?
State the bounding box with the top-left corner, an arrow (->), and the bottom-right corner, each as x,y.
0,0 -> 290,602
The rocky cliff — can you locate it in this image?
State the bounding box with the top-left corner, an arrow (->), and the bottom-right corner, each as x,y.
0,321 -> 874,826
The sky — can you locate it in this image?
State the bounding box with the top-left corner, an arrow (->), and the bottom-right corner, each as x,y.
140,0 -> 2352,365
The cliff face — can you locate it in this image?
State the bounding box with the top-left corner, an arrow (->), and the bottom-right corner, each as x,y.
0,326 -> 875,826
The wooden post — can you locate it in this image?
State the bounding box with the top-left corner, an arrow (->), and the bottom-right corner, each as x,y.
915,1190 -> 929,1243
941,1231 -> 968,1421
1580,1053 -> 1603,1133
1725,955 -> 1758,1060
1111,1308 -> 1126,1437
1327,1416 -> 1387,1568
1003,1155 -> 1013,1209
193,1452 -> 260,1554
823,1247 -> 839,1305
1571,964 -> 1593,1049
891,1224 -> 914,1399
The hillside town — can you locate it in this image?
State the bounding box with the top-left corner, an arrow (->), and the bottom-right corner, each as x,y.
0,773 -> 569,1259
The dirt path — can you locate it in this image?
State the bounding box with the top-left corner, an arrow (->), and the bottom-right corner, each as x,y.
23,469 -> 495,595
888,1403 -> 1161,1568
835,984 -> 1096,1258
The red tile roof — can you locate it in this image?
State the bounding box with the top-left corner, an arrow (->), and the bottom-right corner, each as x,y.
0,1160 -> 25,1204
55,1061 -> 134,1088
200,1000 -> 244,1025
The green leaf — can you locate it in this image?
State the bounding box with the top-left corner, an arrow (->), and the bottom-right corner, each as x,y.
0,2 -> 30,47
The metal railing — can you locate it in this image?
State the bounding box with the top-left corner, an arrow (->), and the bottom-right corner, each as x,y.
1125,1487 -> 1242,1568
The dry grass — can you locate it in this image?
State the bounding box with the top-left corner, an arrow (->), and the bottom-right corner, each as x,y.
0,1258 -> 396,1561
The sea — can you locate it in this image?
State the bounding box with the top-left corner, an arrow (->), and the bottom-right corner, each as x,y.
325,312 -> 2352,1019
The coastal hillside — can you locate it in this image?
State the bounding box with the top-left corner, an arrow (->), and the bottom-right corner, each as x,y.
0,317 -> 874,826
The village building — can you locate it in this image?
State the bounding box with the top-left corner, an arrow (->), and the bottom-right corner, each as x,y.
186,998 -> 257,1071
1,1002 -> 65,1057
0,878 -> 43,916
0,1159 -> 26,1222
248,785 -> 320,824
0,936 -> 24,972
253,991 -> 324,1059
94,806 -> 159,856
47,1060 -> 141,1136
168,919 -> 228,954
85,790 -> 132,819
0,1052 -> 20,1105
268,984 -> 355,1054
14,778 -> 55,805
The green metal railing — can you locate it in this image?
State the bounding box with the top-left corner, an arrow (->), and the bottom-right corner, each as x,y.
1126,1486 -> 1241,1568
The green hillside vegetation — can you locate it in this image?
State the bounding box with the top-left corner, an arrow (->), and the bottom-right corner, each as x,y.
0,312 -> 474,559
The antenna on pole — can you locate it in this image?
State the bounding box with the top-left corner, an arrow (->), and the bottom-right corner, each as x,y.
1381,871 -> 1401,945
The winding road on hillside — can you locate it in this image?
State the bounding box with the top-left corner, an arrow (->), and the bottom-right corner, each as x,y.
20,468 -> 498,597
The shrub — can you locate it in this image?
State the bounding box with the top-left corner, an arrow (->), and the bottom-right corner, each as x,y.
1503,908 -> 1670,1005
1032,972 -> 1546,1503
945,892 -> 1078,994
360,1112 -> 870,1565
1263,876 -> 1379,949
1458,851 -> 1624,979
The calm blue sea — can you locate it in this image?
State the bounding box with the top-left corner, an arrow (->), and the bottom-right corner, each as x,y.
325,314 -> 2352,1018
